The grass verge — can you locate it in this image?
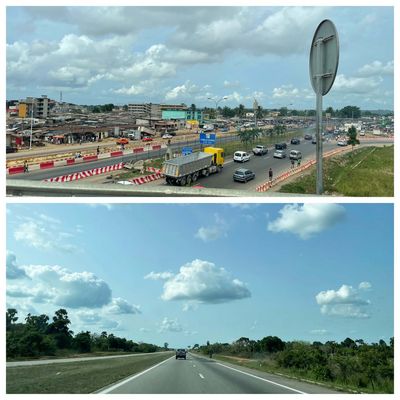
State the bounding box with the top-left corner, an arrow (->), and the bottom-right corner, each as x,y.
213,355 -> 387,394
7,351 -> 173,394
278,145 -> 394,196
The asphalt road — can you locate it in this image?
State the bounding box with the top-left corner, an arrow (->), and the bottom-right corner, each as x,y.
98,352 -> 341,394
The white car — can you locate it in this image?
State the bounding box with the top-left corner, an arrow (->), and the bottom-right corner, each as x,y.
162,134 -> 173,139
233,151 -> 251,162
273,149 -> 287,159
337,140 -> 348,146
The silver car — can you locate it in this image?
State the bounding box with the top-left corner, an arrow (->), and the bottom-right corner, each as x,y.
273,149 -> 287,159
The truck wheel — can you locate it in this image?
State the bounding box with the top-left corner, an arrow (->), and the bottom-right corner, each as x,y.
186,175 -> 192,185
180,176 -> 186,186
192,172 -> 199,182
204,170 -> 209,177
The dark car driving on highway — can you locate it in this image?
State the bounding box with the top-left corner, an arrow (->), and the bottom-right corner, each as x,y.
290,138 -> 300,145
275,142 -> 287,150
304,134 -> 312,140
233,168 -> 255,183
176,349 -> 187,359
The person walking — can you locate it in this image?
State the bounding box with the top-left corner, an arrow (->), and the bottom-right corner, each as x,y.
23,160 -> 29,173
96,146 -> 100,155
291,159 -> 295,169
297,158 -> 301,167
269,167 -> 273,181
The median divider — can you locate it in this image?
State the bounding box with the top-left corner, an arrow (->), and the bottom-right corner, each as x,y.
44,162 -> 124,183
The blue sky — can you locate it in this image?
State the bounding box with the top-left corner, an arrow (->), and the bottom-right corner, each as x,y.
6,203 -> 393,348
6,5 -> 394,109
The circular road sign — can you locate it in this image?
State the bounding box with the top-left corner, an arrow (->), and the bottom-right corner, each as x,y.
309,19 -> 339,96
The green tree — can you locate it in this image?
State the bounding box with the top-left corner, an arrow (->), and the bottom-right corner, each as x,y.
339,105 -> 361,119
279,107 -> 288,117
47,309 -> 73,349
235,104 -> 245,118
190,104 -> 196,112
6,308 -> 18,331
25,314 -> 49,333
260,336 -> 285,353
164,342 -> 169,350
347,126 -> 360,151
74,331 -> 92,353
256,105 -> 264,119
325,106 -> 335,116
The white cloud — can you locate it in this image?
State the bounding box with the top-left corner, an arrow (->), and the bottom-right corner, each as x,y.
358,60 -> 394,77
38,214 -> 61,224
14,219 -> 79,253
223,80 -> 240,88
88,203 -> 114,211
268,203 -> 346,239
76,310 -> 120,330
359,281 -> 372,290
316,283 -> 372,318
159,317 -> 183,333
23,264 -> 112,308
195,213 -> 228,242
272,84 -> 299,99
107,297 -> 141,315
144,271 -> 174,281
310,329 -> 328,335
6,251 -> 27,279
333,74 -> 383,94
152,259 -> 251,304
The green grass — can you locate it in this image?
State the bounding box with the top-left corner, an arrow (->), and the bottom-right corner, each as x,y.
213,354 -> 392,394
7,352 -> 173,394
279,145 -> 394,196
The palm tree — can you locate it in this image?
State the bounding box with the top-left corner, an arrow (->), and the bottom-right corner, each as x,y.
347,126 -> 360,152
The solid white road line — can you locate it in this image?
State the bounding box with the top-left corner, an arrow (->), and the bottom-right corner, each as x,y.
199,373 -> 205,379
216,362 -> 307,394
97,355 -> 175,394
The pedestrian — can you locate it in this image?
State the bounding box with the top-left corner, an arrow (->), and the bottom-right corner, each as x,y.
269,167 -> 273,181
297,158 -> 301,167
291,159 -> 295,169
97,146 -> 100,155
23,160 -> 29,173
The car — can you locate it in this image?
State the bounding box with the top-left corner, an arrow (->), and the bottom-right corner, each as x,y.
6,145 -> 18,153
289,150 -> 302,160
116,138 -> 129,145
162,134 -> 173,139
304,134 -> 312,140
273,149 -> 287,159
142,137 -> 153,142
233,151 -> 250,162
176,349 -> 186,360
311,137 -> 317,144
337,140 -> 348,146
252,145 -> 268,156
290,138 -> 300,145
233,168 -> 255,182
275,143 -> 287,150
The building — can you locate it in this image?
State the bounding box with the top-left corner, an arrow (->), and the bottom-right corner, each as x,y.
18,95 -> 50,119
162,109 -> 203,123
128,103 -> 162,119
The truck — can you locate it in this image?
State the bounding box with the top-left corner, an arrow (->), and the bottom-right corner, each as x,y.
162,147 -> 224,186
252,145 -> 268,155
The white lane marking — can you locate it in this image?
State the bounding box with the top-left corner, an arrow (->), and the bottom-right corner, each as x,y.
216,362 -> 307,394
199,373 -> 205,379
97,355 -> 174,394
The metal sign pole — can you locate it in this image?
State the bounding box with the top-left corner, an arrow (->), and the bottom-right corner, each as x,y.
316,39 -> 323,195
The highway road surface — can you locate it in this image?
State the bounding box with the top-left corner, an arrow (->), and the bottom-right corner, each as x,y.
97,353 -> 341,394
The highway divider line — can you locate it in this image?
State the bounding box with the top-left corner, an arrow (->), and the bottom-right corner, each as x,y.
97,355 -> 175,394
216,362 -> 306,394
199,373 -> 205,379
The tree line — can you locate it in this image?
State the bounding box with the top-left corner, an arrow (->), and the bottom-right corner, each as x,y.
198,336 -> 394,393
6,308 -> 161,358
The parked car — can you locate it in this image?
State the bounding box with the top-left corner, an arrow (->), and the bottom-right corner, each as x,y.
289,150 -> 302,160
233,168 -> 255,182
290,138 -> 300,145
142,137 -> 153,142
311,137 -> 317,144
233,151 -> 250,162
6,145 -> 18,153
273,149 -> 287,159
252,145 -> 268,156
116,138 -> 129,145
337,140 -> 348,146
162,134 -> 173,139
275,143 -> 287,150
304,134 -> 312,140
176,349 -> 187,360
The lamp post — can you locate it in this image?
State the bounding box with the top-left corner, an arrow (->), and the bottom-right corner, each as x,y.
29,102 -> 34,150
208,96 -> 227,121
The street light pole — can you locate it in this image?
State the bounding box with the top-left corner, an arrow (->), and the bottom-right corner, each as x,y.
208,96 -> 227,122
29,102 -> 34,150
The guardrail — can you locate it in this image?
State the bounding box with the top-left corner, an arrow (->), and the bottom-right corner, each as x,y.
6,179 -> 315,197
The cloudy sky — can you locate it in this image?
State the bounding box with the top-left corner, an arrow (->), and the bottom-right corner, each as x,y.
6,203 -> 393,348
6,4 -> 394,109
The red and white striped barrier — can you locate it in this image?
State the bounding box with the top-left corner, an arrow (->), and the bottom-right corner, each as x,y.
6,144 -> 166,175
129,173 -> 163,185
44,163 -> 124,183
